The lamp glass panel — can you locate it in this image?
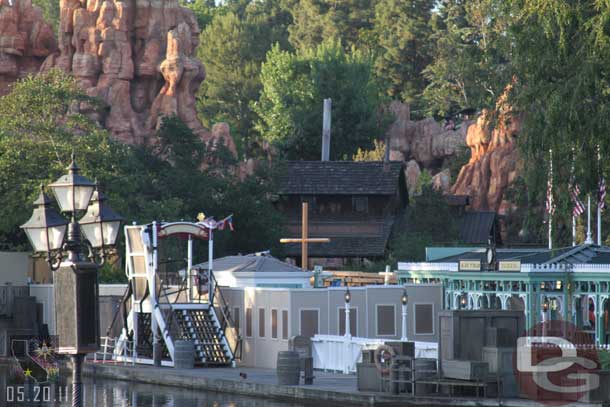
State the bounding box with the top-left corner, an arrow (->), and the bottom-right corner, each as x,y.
25,227 -> 49,252
48,224 -> 67,250
52,185 -> 94,212
81,220 -> 121,247
103,220 -> 121,246
25,225 -> 65,252
80,223 -> 101,247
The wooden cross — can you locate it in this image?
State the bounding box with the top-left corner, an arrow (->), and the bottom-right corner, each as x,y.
280,202 -> 330,271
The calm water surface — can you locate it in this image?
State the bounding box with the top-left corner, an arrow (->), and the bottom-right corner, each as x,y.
0,365 -> 308,407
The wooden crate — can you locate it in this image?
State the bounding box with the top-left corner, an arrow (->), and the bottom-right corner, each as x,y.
441,359 -> 489,381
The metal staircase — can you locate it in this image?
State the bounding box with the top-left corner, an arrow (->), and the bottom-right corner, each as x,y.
106,222 -> 241,367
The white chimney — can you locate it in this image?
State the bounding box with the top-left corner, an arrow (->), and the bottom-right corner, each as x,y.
321,98 -> 331,161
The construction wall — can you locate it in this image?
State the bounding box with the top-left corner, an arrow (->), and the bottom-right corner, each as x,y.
29,284 -> 128,337
224,284 -> 443,368
0,251 -> 33,285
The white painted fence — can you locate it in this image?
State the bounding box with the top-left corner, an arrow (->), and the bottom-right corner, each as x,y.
311,334 -> 438,374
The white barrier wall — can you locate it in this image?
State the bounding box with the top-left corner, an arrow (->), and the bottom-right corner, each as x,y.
29,284 -> 128,336
312,335 -> 438,373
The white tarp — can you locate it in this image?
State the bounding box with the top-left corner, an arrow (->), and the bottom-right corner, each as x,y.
312,334 -> 438,374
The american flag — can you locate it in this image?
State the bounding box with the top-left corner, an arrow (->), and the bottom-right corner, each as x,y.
217,215 -> 234,231
599,176 -> 606,211
569,179 -> 585,217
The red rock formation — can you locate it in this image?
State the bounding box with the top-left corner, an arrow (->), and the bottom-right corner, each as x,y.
387,101 -> 471,167
0,0 -> 57,96
42,0 -> 236,154
451,84 -> 522,214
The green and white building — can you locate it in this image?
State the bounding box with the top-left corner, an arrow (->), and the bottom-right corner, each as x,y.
398,244 -> 610,345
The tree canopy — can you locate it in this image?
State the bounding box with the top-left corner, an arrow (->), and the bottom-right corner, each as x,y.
253,41 -> 384,160
0,71 -> 283,260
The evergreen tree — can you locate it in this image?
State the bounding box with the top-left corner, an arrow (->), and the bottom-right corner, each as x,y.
287,0 -> 376,51
373,0 -> 434,106
196,0 -> 291,156
422,0 -> 512,117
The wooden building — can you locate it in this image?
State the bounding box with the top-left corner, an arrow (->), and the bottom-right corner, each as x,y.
276,161 -> 407,268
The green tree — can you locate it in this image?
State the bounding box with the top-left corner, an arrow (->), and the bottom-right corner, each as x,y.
373,0 -> 434,105
33,0 -> 60,34
196,1 -> 292,156
0,71 -> 283,260
181,0 -> 218,29
286,0 -> 377,51
352,139 -> 386,161
422,0 -> 512,118
253,40 -> 385,160
505,0 -> 610,245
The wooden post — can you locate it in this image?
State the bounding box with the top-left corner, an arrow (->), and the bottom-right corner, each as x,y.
280,202 -> 330,271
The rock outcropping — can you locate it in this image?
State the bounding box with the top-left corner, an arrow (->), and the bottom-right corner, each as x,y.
450,84 -> 521,214
387,101 -> 470,168
42,0 -> 235,153
0,0 -> 57,96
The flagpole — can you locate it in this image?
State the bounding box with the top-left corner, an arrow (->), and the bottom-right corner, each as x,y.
571,146 -> 577,246
598,203 -> 602,245
585,195 -> 593,244
597,144 -> 603,246
547,149 -> 553,250
572,215 -> 576,246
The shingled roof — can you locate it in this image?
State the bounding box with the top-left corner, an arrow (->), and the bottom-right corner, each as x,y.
282,217 -> 394,257
278,161 -> 404,195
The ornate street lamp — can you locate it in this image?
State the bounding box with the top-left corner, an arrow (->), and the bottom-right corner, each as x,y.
20,154 -> 122,407
20,186 -> 68,268
401,289 -> 408,341
344,285 -> 351,339
79,184 -> 123,261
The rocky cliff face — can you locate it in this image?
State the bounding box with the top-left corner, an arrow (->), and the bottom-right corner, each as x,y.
41,0 -> 235,153
450,85 -> 521,214
0,0 -> 57,96
386,101 -> 470,195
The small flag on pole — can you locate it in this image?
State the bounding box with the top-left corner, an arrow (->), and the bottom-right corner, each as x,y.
217,215 -> 234,231
569,179 -> 586,217
546,153 -> 555,216
599,176 -> 606,211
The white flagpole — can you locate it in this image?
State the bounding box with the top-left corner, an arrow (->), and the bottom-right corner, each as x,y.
597,145 -> 602,246
572,215 -> 576,246
585,195 -> 593,244
548,149 -> 553,250
598,202 -> 602,245
572,146 -> 576,246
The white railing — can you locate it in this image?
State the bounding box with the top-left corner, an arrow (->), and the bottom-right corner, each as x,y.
572,264 -> 610,273
311,335 -> 438,374
520,263 -> 570,272
92,336 -> 136,366
398,262 -> 459,272
521,263 -> 610,273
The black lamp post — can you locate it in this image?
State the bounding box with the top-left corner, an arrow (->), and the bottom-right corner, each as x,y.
20,154 -> 122,407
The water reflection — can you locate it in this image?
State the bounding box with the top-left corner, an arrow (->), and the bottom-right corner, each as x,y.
0,366 -> 306,407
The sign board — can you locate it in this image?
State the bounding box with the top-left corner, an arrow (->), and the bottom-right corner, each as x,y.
498,260 -> 521,272
459,260 -> 481,271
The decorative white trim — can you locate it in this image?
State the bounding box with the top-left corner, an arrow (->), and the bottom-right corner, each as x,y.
398,262 -> 458,272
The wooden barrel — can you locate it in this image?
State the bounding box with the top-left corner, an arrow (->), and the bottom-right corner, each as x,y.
174,340 -> 195,369
276,351 -> 300,385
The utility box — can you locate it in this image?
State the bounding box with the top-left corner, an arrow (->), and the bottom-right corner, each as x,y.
54,262 -> 100,354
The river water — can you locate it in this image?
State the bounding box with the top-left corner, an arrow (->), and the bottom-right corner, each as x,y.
0,365 -> 308,407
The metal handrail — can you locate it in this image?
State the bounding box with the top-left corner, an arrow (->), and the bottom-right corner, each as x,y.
210,271 -> 242,360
